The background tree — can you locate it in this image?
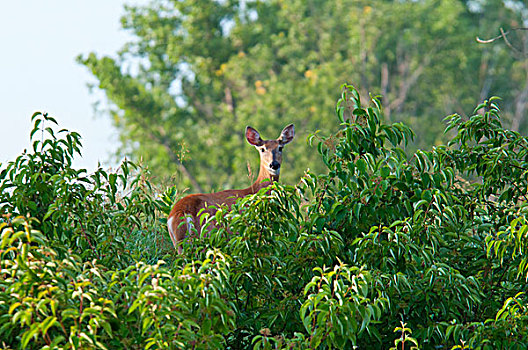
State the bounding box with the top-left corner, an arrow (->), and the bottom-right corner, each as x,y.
80,0 -> 527,192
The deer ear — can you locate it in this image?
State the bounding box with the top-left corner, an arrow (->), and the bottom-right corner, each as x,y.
279,124 -> 295,145
246,126 -> 263,146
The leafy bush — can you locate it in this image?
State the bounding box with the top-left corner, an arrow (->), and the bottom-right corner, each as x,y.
2,85 -> 528,349
0,216 -> 234,349
0,112 -> 169,268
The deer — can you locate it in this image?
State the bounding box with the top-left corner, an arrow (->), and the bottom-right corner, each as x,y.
167,124 -> 295,253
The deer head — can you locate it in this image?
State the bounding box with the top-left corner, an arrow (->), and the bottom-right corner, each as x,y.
245,124 -> 295,181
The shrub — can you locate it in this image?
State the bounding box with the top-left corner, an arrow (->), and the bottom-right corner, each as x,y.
0,112 -> 169,268
0,216 -> 234,349
2,85 -> 528,349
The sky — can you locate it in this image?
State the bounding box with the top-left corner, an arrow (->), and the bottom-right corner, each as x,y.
0,1 -> 147,172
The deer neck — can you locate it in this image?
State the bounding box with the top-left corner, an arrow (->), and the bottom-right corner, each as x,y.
246,164 -> 279,195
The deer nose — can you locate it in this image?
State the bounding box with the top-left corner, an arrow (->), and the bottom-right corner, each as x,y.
270,161 -> 280,170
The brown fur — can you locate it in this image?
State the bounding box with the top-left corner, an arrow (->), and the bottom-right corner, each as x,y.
167,124 -> 295,253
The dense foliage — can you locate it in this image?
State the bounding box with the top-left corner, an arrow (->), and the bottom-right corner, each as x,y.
2,85 -> 528,349
0,113 -> 165,268
79,0 -> 528,192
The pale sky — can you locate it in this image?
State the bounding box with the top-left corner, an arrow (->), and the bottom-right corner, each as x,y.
0,1 -> 147,172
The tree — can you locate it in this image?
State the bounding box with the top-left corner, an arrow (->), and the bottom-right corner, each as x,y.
80,0 -> 525,192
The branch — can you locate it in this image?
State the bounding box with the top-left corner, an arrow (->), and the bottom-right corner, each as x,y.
156,127 -> 204,192
387,44 -> 438,113
477,27 -> 528,57
130,109 -> 205,192
162,141 -> 204,193
476,27 -> 528,44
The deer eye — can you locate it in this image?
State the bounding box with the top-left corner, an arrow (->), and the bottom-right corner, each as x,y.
260,148 -> 265,152
278,146 -> 283,152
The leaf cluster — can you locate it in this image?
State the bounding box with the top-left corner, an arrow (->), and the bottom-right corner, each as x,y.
0,112 -> 168,268
1,216 -> 234,349
3,82 -> 528,349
